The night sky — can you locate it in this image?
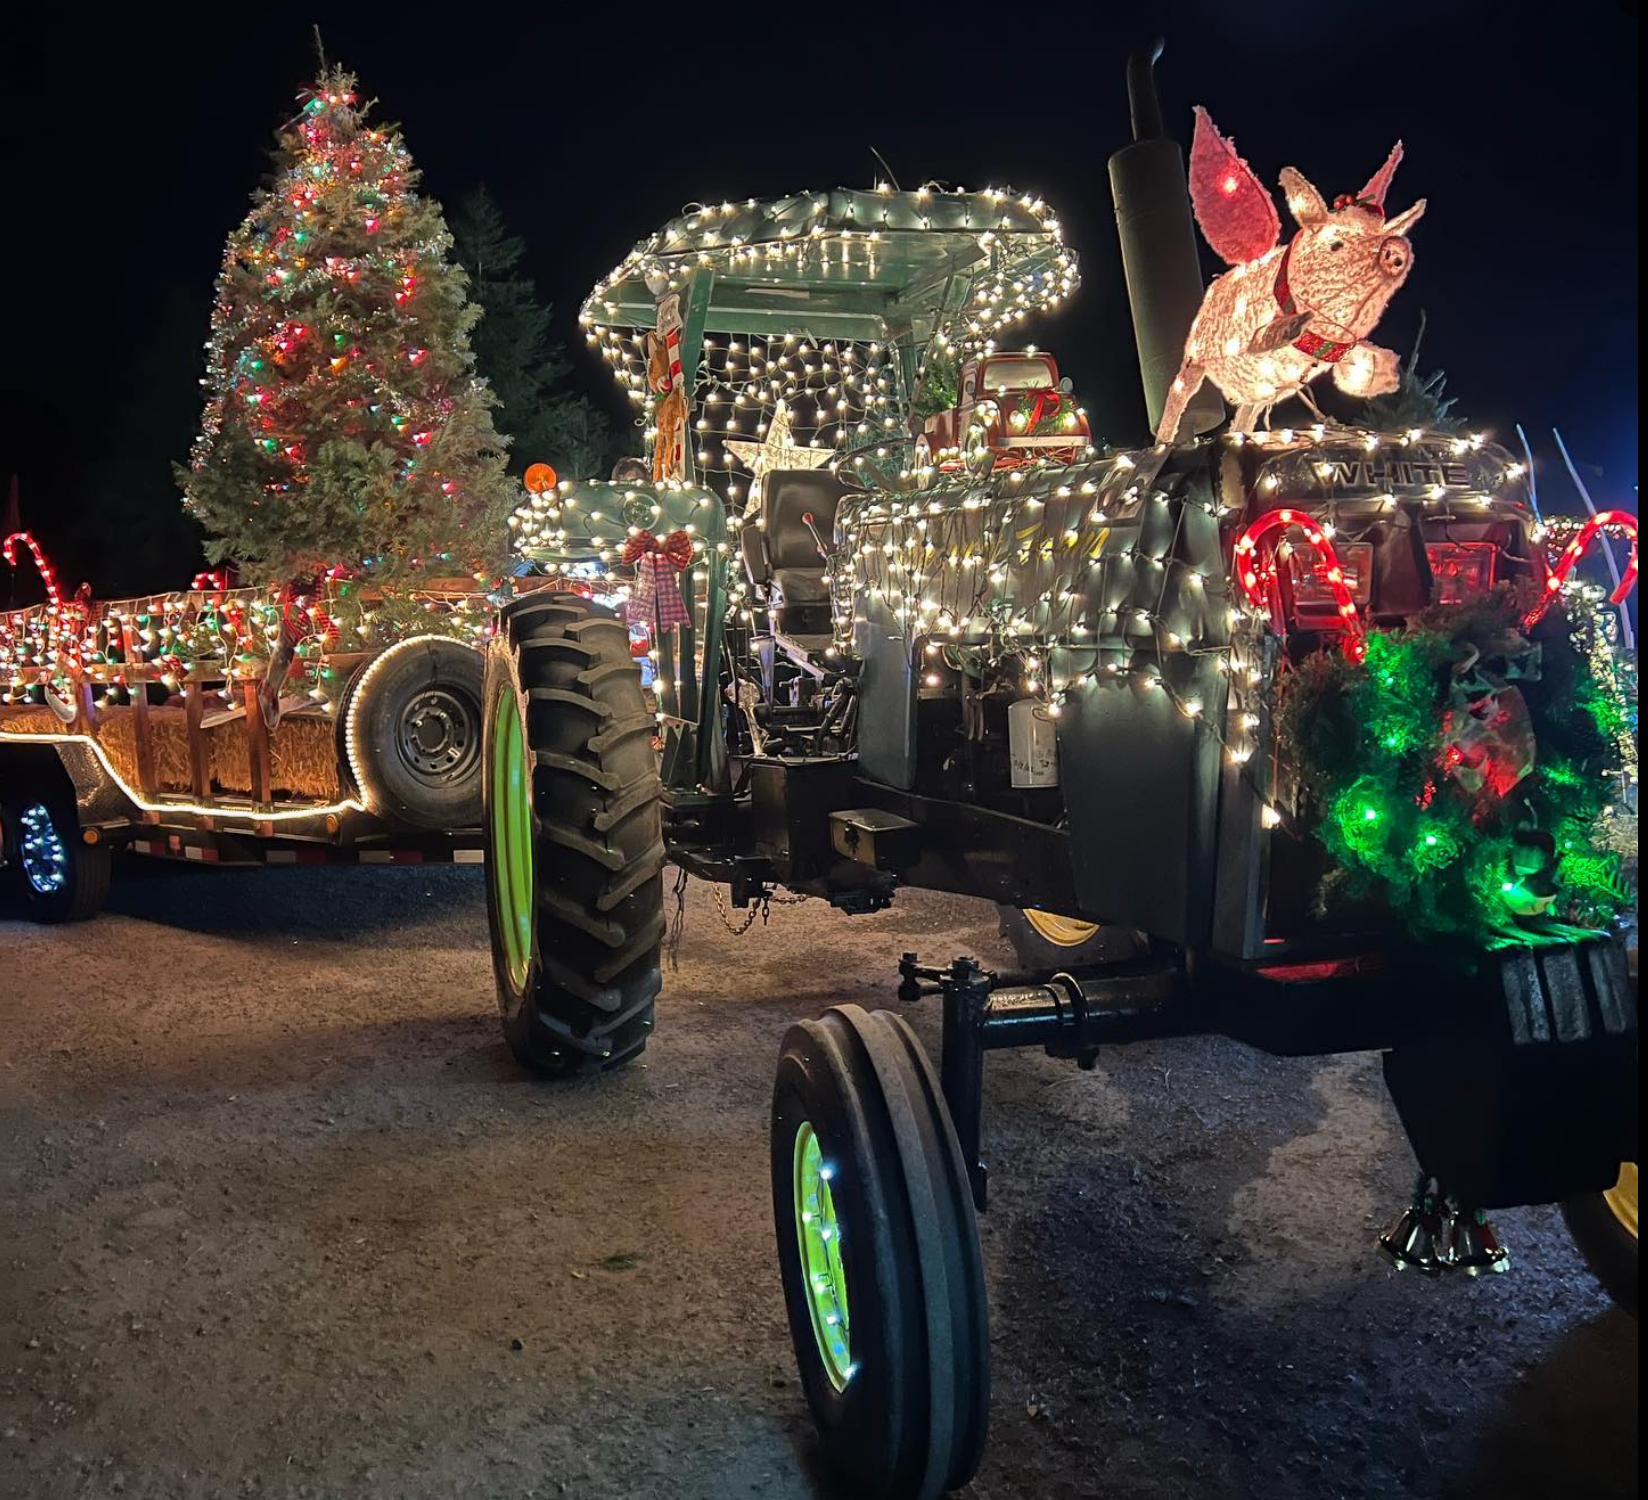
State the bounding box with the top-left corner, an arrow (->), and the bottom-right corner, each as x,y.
4,4 -> 1638,599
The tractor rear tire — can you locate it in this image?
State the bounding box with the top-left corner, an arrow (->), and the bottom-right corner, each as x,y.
997,905 -> 1142,972
1562,1165 -> 1638,1317
772,1005 -> 990,1500
1562,940 -> 1636,1316
484,592 -> 665,1078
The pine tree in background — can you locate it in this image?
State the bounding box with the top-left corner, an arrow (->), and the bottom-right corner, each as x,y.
1353,311 -> 1465,434
179,66 -> 513,584
450,187 -> 613,479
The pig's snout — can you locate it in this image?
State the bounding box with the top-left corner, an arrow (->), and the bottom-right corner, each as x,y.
1379,238 -> 1411,276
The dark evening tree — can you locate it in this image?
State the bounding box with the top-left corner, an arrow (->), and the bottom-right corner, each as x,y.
179,66 -> 513,584
450,187 -> 612,479
1352,312 -> 1465,434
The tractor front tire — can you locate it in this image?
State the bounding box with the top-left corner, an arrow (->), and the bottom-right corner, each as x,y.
484,593 -> 665,1078
772,1005 -> 990,1500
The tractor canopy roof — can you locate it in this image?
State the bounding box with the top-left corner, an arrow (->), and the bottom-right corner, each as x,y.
579,186 -> 1078,346
574,186 -> 1079,505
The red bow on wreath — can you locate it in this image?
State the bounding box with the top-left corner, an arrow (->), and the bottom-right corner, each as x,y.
624,529 -> 693,630
622,529 -> 694,571
1022,389 -> 1061,433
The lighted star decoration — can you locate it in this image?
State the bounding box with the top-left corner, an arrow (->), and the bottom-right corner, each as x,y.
723,401 -> 832,516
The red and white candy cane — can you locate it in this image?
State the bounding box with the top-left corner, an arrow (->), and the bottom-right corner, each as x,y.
3,530 -> 63,609
1232,508 -> 1366,661
5,530 -> 89,709
1525,509 -> 1638,628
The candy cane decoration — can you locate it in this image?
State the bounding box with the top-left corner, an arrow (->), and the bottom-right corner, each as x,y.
1525,509 -> 1638,628
3,531 -> 63,609
4,530 -> 89,718
1232,508 -> 1366,661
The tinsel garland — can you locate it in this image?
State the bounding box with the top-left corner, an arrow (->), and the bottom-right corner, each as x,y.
1278,583 -> 1633,952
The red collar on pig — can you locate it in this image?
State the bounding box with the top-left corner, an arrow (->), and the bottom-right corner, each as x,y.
1272,232 -> 1357,365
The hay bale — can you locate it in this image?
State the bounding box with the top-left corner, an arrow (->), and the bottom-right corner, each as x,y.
96,707 -> 196,791
211,715 -> 340,799
0,707 -> 65,737
1,703 -> 341,801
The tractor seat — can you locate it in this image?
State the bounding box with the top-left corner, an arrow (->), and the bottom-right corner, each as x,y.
742,469 -> 847,638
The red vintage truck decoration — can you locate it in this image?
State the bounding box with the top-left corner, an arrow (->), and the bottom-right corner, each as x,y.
916,351 -> 1094,473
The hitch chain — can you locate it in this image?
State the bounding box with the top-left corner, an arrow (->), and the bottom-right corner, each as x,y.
711,884 -> 811,935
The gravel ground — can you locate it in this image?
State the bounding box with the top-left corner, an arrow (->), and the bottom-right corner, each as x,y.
0,860 -> 1636,1499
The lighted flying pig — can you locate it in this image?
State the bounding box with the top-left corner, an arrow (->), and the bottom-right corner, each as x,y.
1156,108 -> 1427,442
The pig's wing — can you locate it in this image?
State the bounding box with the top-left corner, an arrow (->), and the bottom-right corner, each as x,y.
1188,106 -> 1281,267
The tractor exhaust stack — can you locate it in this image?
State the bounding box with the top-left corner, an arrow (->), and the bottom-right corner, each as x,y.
1108,39 -> 1224,438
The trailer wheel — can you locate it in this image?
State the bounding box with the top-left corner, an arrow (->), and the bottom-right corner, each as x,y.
997,905 -> 1140,971
1,798 -> 111,923
772,1005 -> 989,1500
344,635 -> 485,831
484,593 -> 665,1078
1563,1163 -> 1638,1316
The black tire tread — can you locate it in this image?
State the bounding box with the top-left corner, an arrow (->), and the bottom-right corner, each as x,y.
65,842 -> 112,923
771,1004 -> 990,1500
533,751 -> 625,790
524,687 -> 612,719
488,591 -> 664,1077
597,854 -> 667,912
1561,1189 -> 1638,1317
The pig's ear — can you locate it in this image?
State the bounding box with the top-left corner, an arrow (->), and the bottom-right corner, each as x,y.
1279,167 -> 1328,227
1383,199 -> 1427,236
1360,142 -> 1404,215
1187,106 -> 1280,266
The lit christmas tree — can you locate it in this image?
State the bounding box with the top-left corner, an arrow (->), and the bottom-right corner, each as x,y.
180,65 -> 512,585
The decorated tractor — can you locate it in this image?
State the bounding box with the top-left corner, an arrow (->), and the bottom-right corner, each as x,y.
4,45 -> 1632,1500
483,55 -> 1636,1500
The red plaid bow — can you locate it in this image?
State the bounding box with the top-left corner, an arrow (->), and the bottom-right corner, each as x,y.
622,529 -> 694,572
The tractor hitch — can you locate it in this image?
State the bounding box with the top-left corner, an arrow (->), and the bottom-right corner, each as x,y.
897,952 -> 1190,1209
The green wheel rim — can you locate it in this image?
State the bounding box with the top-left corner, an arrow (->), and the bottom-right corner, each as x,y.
490,687 -> 534,992
793,1120 -> 853,1390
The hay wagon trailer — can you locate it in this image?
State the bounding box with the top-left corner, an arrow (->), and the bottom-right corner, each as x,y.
0,573 -> 530,920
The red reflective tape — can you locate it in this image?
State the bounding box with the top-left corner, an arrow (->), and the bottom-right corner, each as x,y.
1256,954 -> 1384,983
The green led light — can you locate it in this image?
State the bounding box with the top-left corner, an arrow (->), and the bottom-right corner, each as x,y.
793,1122 -> 852,1392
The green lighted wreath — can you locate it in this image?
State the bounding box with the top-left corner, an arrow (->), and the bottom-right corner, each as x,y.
1278,584 -> 1634,953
